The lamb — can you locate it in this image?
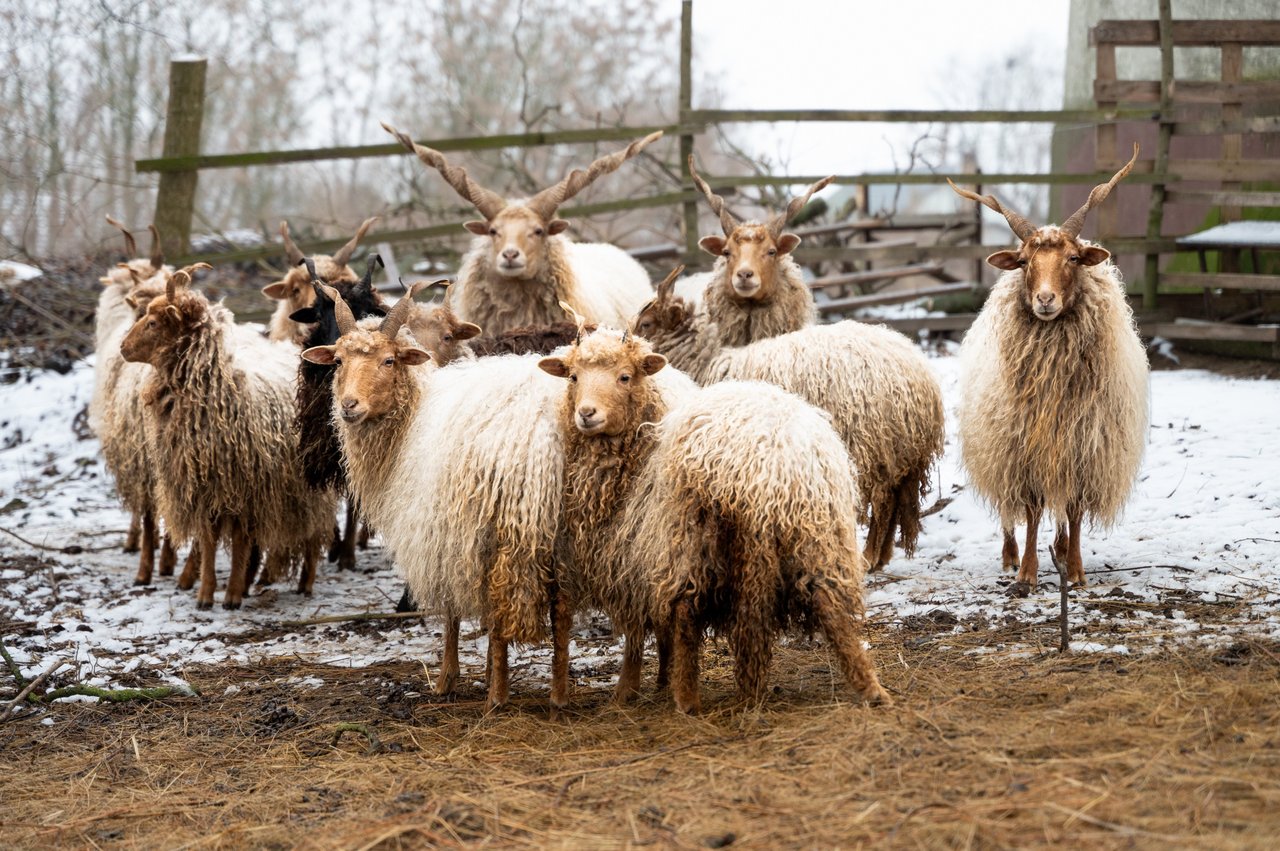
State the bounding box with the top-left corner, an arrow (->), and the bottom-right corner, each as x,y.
290,255 -> 388,571
262,217 -> 377,345
120,267 -> 336,609
383,122 -> 658,335
634,272 -> 945,572
538,306 -> 888,713
685,156 -> 829,346
301,286 -> 569,709
947,144 -> 1149,596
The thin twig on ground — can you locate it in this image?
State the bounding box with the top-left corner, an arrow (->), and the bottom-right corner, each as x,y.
38,683 -> 198,705
0,639 -> 25,687
0,658 -> 67,720
281,611 -> 426,628
0,526 -> 89,554
332,722 -> 382,754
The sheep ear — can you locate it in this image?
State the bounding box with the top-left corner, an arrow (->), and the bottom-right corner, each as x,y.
539,356 -> 570,378
986,250 -> 1022,271
399,347 -> 432,366
456,322 -> 482,340
301,345 -> 337,365
262,282 -> 289,299
1078,245 -> 1110,267
464,220 -> 489,236
640,353 -> 667,375
775,233 -> 801,255
698,235 -> 727,256
289,307 -> 320,323
547,219 -> 570,235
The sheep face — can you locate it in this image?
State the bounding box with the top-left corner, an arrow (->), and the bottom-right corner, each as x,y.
406,304 -> 481,367
302,331 -> 430,425
633,293 -> 691,339
699,224 -> 800,301
464,206 -> 570,280
263,256 -> 357,315
539,333 -> 666,437
986,228 -> 1110,322
123,280 -> 168,318
120,292 -> 202,366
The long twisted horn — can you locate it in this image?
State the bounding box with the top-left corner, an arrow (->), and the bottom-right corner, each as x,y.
105,216 -> 137,259
1060,142 -> 1140,239
657,265 -> 685,301
280,221 -> 305,266
331,217 -> 379,267
382,122 -> 507,221
317,283 -> 356,336
381,279 -> 442,339
526,131 -> 664,221
148,225 -> 164,272
687,156 -> 738,236
945,179 -> 1037,241
166,269 -> 194,302
768,175 -> 835,237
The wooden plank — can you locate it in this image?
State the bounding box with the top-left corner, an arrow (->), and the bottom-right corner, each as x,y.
1090,19 -> 1280,46
136,123 -> 699,173
1143,0 -> 1173,311
703,171 -> 1172,187
1170,116 -> 1280,136
1161,273 -> 1280,292
1221,43 -> 1244,223
809,263 -> 945,290
818,283 -> 974,312
1166,160 -> 1280,182
872,314 -> 978,335
1144,321 -> 1280,343
152,58 -> 207,257
684,108 -> 1152,125
1094,79 -> 1280,104
1165,190 -> 1280,207
1095,42 -> 1119,242
795,238 -> 1179,265
678,0 -> 698,258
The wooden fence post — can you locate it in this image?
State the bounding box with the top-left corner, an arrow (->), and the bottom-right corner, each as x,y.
153,57 -> 207,259
1142,0 -> 1173,311
678,0 -> 699,261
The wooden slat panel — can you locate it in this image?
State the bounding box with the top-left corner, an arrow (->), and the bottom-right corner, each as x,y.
873,314 -> 978,335
818,283 -> 974,313
1165,190 -> 1280,207
809,263 -> 945,290
682,108 -> 1151,125
1095,80 -> 1280,104
1144,321 -> 1280,343
1091,19 -> 1280,46
1166,160 -> 1280,182
1160,273 -> 1280,292
1171,116 -> 1280,136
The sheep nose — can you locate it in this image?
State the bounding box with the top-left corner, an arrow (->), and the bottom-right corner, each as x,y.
1036,291 -> 1055,305
502,248 -> 520,261
737,268 -> 754,280
341,398 -> 359,411
578,405 -> 597,420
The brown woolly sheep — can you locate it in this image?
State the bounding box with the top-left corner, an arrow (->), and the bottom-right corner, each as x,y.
949,144 -> 1149,596
383,122 -> 658,335
121,268 -> 336,609
539,304 -> 888,713
262,218 -> 377,345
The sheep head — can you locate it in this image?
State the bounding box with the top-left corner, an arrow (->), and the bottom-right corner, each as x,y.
690,157 -> 832,301
266,218 -> 377,313
405,302 -> 482,367
102,217 -> 166,288
385,121 -> 660,281
119,263 -> 212,366
290,255 -> 388,345
948,143 -> 1138,322
633,266 -> 690,340
539,324 -> 667,438
301,280 -> 443,424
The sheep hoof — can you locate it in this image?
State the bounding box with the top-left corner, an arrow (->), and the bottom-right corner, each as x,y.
222,599 -> 242,611
122,544 -> 139,555
132,578 -> 151,587
1004,581 -> 1032,598
338,555 -> 356,572
196,600 -> 213,611
862,685 -> 893,707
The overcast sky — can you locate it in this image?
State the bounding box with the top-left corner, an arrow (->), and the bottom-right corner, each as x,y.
690,0 -> 1071,173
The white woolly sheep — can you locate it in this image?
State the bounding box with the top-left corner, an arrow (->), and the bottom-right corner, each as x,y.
120,268 -> 336,609
538,312 -> 888,713
383,123 -> 658,334
301,285 -> 569,711
635,273 -> 945,572
948,144 -> 1149,595
262,217 -> 377,345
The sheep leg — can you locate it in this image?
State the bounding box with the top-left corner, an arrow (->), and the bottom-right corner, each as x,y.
158,534 -> 177,577
435,615 -> 460,696
196,528 -> 218,610
297,539 -> 318,596
395,587 -> 418,613
551,590 -> 574,713
1051,524 -> 1068,570
812,580 -> 890,705
357,522 -> 372,550
486,634 -> 509,710
730,609 -> 772,706
1066,507 -> 1086,587
223,528 -> 250,610
244,543 -> 261,590
124,512 -> 141,553
862,501 -> 889,574
133,510 -> 157,586
655,622 -> 673,692
326,523 -> 342,564
338,501 -> 358,571
615,629 -> 644,706
671,600 -> 703,715
178,542 -> 200,591
1011,506 -> 1042,595
876,499 -> 900,571
1001,526 -> 1019,572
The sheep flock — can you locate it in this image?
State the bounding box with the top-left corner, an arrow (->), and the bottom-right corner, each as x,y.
81,132 -> 1152,714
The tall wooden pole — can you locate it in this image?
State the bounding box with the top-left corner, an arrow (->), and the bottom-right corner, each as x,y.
679,1 -> 699,261
152,57 -> 207,258
1143,0 -> 1173,311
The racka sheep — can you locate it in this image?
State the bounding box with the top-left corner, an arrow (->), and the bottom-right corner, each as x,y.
635,275 -> 944,571
383,122 -> 658,334
948,143 -> 1148,595
121,268 -> 336,609
540,301 -> 888,712
262,217 -> 377,344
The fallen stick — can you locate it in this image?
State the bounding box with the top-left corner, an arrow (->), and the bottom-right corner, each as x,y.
0,526 -> 90,555
0,659 -> 67,720
38,683 -> 198,704
919,496 -> 954,519
1089,564 -> 1193,575
0,639 -> 25,687
332,722 -> 382,754
281,611 -> 426,628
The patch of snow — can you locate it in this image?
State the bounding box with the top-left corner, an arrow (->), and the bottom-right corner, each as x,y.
0,261 -> 43,283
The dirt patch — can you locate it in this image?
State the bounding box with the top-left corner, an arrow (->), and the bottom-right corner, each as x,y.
2,635 -> 1279,849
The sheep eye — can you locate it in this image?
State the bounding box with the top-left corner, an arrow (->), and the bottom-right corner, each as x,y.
1017,259 -> 1028,268
722,249 -> 730,257
1069,255 -> 1080,264
619,374 -> 631,384
383,357 -> 395,366
569,374 -> 577,383
767,248 -> 777,256
534,228 -> 544,237
147,319 -> 157,329
443,334 -> 453,342
489,227 -> 497,236
334,357 -> 343,366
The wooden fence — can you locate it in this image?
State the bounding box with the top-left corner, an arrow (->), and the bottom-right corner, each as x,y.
136,0 -> 1279,342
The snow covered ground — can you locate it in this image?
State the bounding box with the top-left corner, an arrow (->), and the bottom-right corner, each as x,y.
1,350 -> 1277,693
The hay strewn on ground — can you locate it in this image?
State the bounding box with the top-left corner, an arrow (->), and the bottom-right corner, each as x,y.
3,628 -> 1279,849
